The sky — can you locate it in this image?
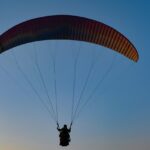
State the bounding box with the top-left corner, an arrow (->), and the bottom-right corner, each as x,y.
0,0 -> 150,150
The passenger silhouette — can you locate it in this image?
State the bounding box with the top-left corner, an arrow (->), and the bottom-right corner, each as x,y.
57,123 -> 72,146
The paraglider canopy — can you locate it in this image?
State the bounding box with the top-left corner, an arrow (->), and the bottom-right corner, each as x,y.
0,15 -> 139,62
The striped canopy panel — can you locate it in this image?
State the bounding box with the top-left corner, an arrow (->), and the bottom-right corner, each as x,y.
0,15 -> 139,62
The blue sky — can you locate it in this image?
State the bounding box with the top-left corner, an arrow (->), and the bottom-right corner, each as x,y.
0,0 -> 150,150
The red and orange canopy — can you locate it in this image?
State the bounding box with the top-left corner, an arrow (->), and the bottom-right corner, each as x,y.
0,15 -> 139,62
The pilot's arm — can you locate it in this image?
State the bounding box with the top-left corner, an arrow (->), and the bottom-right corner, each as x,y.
68,123 -> 72,132
57,123 -> 61,131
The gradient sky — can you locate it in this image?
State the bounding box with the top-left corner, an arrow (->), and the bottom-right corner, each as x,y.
0,0 -> 150,150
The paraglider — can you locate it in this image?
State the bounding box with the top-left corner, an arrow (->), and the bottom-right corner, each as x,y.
0,15 -> 139,146
57,123 -> 72,146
